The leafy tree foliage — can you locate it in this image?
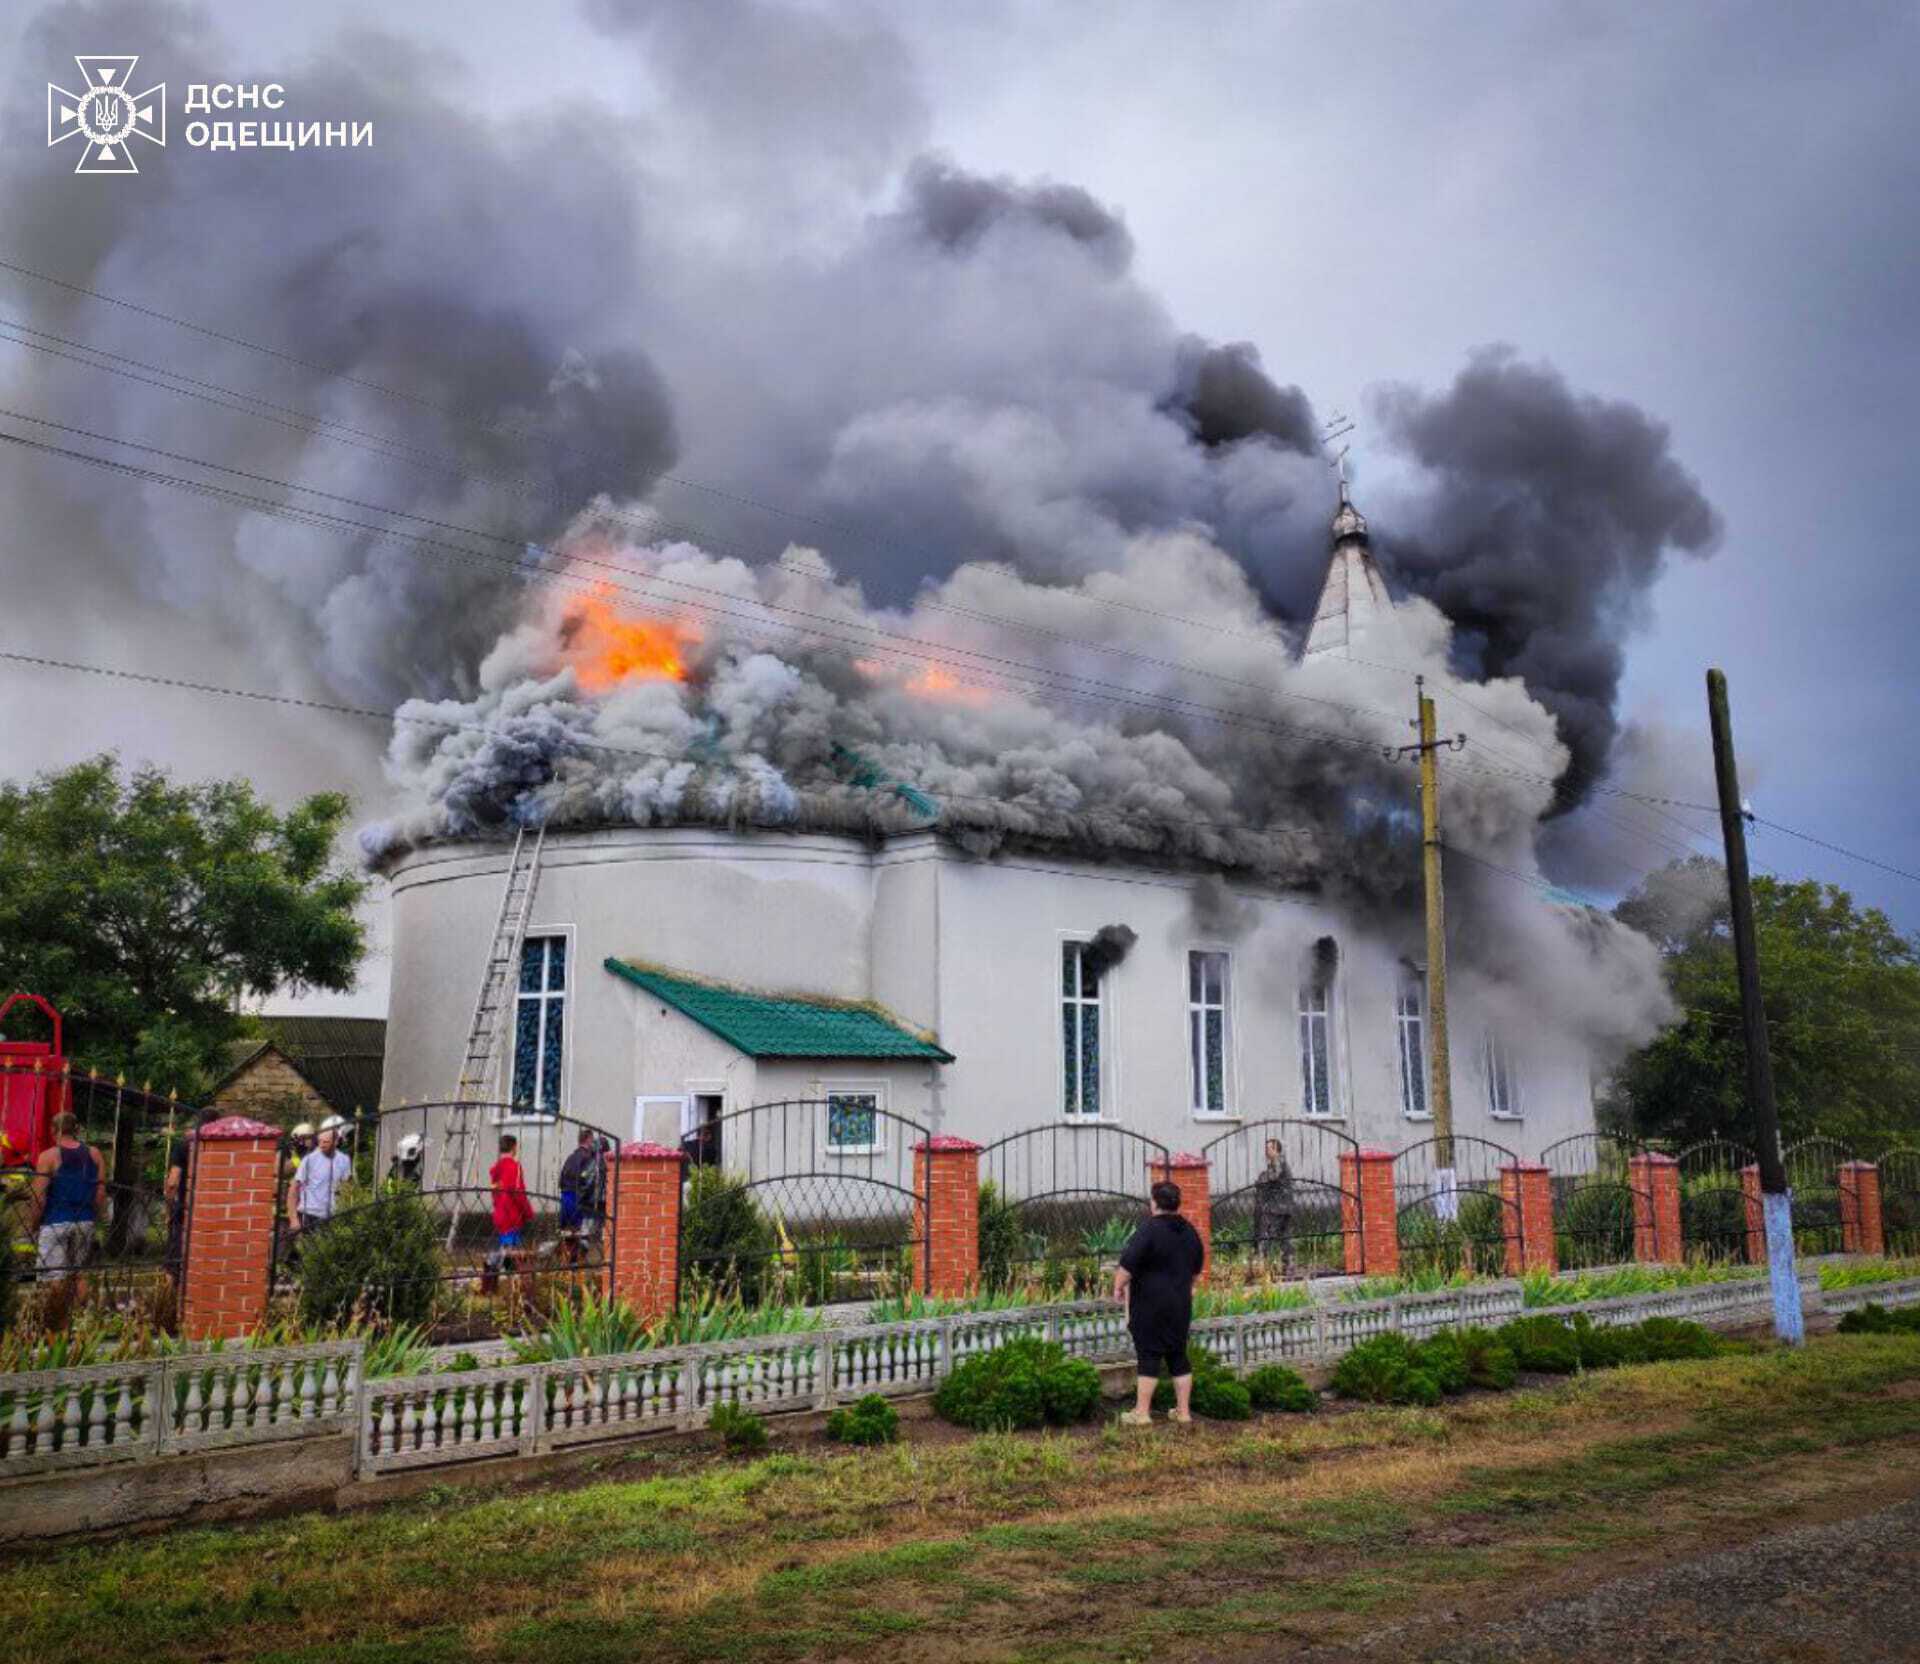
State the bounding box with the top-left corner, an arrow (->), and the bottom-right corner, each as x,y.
0,756 -> 366,1091
1607,856 -> 1920,1147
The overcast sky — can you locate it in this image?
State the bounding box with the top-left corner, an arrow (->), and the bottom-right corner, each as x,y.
3,0 -> 1915,1018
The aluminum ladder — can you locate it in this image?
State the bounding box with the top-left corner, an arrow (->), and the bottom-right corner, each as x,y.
436,822 -> 546,1234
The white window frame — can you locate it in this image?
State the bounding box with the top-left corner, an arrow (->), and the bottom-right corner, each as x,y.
1484,1030 -> 1523,1121
1396,976 -> 1432,1122
1060,937 -> 1107,1120
502,927 -> 573,1122
1297,976 -> 1345,1121
1187,949 -> 1236,1119
823,1079 -> 888,1156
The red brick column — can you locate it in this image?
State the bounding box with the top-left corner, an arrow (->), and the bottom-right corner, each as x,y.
913,1136 -> 983,1299
1340,1149 -> 1399,1276
1500,1163 -> 1557,1276
1741,1165 -> 1768,1264
1629,1152 -> 1682,1264
607,1142 -> 685,1322
181,1116 -> 280,1341
1149,1153 -> 1212,1283
1839,1161 -> 1886,1258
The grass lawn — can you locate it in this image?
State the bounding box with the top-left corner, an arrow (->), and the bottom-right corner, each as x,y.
6,1334 -> 1920,1662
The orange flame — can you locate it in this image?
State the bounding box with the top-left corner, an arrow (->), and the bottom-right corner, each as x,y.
565,593 -> 700,693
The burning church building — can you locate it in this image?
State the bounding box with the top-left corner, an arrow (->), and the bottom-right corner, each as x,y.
367,481 -> 1674,1173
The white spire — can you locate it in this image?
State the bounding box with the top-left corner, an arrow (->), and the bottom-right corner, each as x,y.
1304,477 -> 1393,659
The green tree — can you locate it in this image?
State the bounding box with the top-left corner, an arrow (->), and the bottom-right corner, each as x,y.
1606,856 -> 1920,1148
0,756 -> 366,1091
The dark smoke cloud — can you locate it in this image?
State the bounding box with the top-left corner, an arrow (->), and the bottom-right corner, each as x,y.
1371,347 -> 1722,803
1170,339 -> 1318,455
1,0 -> 677,707
895,156 -> 1136,274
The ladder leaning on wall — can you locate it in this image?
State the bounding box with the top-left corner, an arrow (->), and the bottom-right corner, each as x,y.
435,822 -> 546,1242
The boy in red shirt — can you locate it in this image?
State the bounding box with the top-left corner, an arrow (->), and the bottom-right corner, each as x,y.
484,1134 -> 535,1292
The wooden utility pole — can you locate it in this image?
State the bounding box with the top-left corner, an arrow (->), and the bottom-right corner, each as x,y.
1400,679 -> 1463,1166
1706,668 -> 1802,1344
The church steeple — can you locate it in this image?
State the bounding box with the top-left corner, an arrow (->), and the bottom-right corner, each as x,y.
1303,465 -> 1393,659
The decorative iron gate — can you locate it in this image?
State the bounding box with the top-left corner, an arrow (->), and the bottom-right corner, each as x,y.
981,1123 -> 1170,1295
1781,1136 -> 1858,1256
1202,1118 -> 1361,1278
0,1065 -> 199,1323
272,1102 -> 623,1338
1882,1147 -> 1920,1256
1677,1139 -> 1759,1261
1392,1135 -> 1522,1277
677,1098 -> 930,1308
1542,1133 -> 1657,1269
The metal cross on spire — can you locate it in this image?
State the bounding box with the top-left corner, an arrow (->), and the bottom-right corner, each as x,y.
1321,412 -> 1356,506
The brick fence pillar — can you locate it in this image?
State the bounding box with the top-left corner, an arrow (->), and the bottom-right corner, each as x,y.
1500,1163 -> 1557,1276
913,1136 -> 983,1298
1340,1148 -> 1399,1276
181,1116 -> 280,1341
1149,1153 -> 1212,1283
1839,1161 -> 1886,1258
607,1142 -> 685,1322
1741,1165 -> 1768,1264
1628,1151 -> 1682,1264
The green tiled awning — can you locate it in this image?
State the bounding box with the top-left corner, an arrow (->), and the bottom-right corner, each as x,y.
604,959 -> 955,1062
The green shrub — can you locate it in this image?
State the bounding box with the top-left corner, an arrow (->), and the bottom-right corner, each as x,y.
1414,1331 -> 1470,1394
0,1227 -> 19,1339
977,1182 -> 1026,1292
1628,1316 -> 1720,1361
295,1180 -> 443,1329
933,1336 -> 1102,1430
1329,1334 -> 1440,1406
1191,1372 -> 1253,1419
1837,1301 -> 1920,1335
1457,1327 -> 1518,1390
1496,1315 -> 1582,1374
826,1392 -> 901,1446
1245,1364 -> 1317,1412
681,1169 -> 777,1301
709,1401 -> 769,1455
511,1289 -> 648,1363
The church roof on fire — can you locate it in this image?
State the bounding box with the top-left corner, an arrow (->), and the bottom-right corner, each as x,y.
603,957 -> 957,1061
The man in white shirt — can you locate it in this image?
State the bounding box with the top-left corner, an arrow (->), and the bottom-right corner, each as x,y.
288,1124 -> 353,1237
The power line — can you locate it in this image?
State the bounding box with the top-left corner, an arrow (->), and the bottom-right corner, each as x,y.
0,646 -> 1332,848
0,412 -> 1582,786
1750,817 -> 1920,890
0,317 -> 1418,735
0,250 -> 1733,820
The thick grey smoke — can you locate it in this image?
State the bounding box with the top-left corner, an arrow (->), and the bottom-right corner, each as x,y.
1370,347 -> 1723,805
1,0 -> 676,708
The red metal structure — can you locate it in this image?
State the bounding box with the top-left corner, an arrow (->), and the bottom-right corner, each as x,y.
0,993 -> 69,1168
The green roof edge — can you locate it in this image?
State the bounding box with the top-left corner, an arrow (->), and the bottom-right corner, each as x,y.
602,957 -> 955,1062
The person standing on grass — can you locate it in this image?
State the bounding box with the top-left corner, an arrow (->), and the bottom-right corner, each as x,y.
1113,1179 -> 1206,1426
27,1113 -> 105,1291
486,1133 -> 535,1292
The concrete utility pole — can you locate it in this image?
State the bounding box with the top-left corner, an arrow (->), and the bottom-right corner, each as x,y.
1399,678 -> 1463,1169
1706,669 -> 1802,1344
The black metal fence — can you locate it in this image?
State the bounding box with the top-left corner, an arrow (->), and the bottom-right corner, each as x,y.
0,1065 -> 200,1326
270,1101 -> 623,1341
1392,1135 -> 1522,1277
677,1099 -> 929,1309
981,1123 -> 1169,1294
1203,1118 -> 1360,1278
1883,1147 -> 1920,1257
1781,1136 -> 1858,1257
1542,1133 -> 1657,1269
1675,1138 -> 1759,1262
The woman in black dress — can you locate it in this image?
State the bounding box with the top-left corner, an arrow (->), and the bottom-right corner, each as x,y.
1113,1179 -> 1207,1424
